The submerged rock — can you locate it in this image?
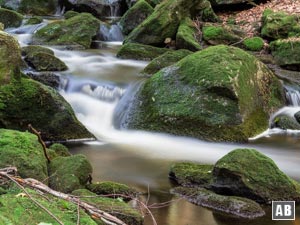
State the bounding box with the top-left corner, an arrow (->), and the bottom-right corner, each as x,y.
261,9 -> 300,40
142,49 -> 192,75
270,38 -> 300,71
176,17 -> 202,51
33,13 -> 100,49
117,43 -> 171,60
0,188 -> 97,224
49,154 -> 93,193
72,189 -> 143,225
169,162 -> 213,186
122,45 -> 284,142
172,187 -> 265,218
0,129 -> 48,182
0,8 -> 23,29
212,149 -> 300,203
119,0 -> 153,35
125,0 -> 218,46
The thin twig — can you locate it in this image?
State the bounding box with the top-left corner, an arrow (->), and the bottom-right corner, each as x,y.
0,171 -> 64,225
28,124 -> 51,163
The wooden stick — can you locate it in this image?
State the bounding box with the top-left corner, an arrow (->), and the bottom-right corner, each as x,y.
28,124 -> 51,163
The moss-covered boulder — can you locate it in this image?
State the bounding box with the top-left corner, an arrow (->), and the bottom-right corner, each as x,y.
0,188 -> 97,224
271,114 -> 300,130
72,189 -> 143,225
122,45 -> 284,142
26,71 -> 61,89
0,129 -> 48,181
87,181 -> 138,200
64,10 -> 79,19
117,43 -> 171,60
22,45 -> 54,57
25,16 -> 43,25
0,31 -> 22,84
169,162 -> 213,186
243,37 -> 264,51
49,155 -> 92,193
49,143 -> 71,157
212,149 -> 300,203
172,186 -> 265,218
176,17 -> 202,51
261,9 -> 300,40
270,38 -> 300,71
142,49 -> 192,75
0,8 -> 23,29
119,0 -> 153,35
19,0 -> 57,16
33,13 -> 100,49
203,23 -> 242,45
125,0 -> 218,46
24,52 -> 68,71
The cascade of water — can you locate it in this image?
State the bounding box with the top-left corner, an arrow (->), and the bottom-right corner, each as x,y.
107,0 -> 121,17
98,24 -> 124,42
54,5 -> 66,17
284,85 -> 300,106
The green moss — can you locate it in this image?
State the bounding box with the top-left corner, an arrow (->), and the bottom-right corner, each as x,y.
243,37 -> 264,51
24,52 -> 68,71
0,8 -> 23,28
172,186 -> 265,218
0,129 -> 48,181
0,31 -> 22,84
203,24 -> 242,45
49,143 -> 71,157
49,155 -> 93,193
125,45 -> 284,142
176,17 -> 202,51
117,43 -> 171,60
34,13 -> 100,49
86,181 -> 138,200
25,16 -> 43,25
0,189 -> 97,224
125,0 -> 218,46
72,189 -> 143,225
119,0 -> 153,35
0,78 -> 92,141
270,38 -> 300,69
19,0 -> 57,15
142,49 -> 192,75
22,45 -> 54,57
261,9 -> 300,39
64,10 -> 79,19
213,149 -> 300,203
271,115 -> 300,130
169,162 -> 213,186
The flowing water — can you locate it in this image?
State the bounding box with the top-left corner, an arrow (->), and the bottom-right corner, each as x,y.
7,21 -> 300,225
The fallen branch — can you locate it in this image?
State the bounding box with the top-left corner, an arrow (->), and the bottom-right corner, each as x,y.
28,124 -> 51,163
0,168 -> 127,225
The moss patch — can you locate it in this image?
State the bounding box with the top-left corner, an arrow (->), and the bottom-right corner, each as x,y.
25,16 -> 43,25
0,8 -> 23,28
243,37 -> 264,51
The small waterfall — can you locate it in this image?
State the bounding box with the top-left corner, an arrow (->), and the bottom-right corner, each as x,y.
107,0 -> 122,17
285,85 -> 300,106
54,5 -> 66,17
98,24 -> 124,42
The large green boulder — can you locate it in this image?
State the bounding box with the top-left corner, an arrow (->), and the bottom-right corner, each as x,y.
0,8 -> 23,29
119,0 -> 153,35
261,9 -> 300,40
117,43 -> 171,60
203,23 -> 242,45
142,49 -> 192,75
212,149 -> 300,203
172,187 -> 265,218
72,189 -> 143,225
270,38 -> 300,71
0,129 -> 48,181
49,155 -> 93,193
122,45 -> 284,142
19,0 -> 57,16
176,17 -> 202,51
0,188 -> 97,224
0,32 -> 21,84
33,13 -> 100,49
125,0 -> 218,46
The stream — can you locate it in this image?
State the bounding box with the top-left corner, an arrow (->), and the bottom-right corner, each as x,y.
7,19 -> 300,225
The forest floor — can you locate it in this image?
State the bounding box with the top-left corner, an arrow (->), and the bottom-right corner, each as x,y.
217,0 -> 300,36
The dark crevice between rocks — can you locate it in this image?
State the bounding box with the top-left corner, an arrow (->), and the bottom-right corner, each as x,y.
212,0 -> 270,13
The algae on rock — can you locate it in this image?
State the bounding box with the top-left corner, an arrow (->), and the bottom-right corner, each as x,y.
0,8 -> 23,29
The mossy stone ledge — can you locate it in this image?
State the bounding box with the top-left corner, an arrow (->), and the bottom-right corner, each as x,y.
121,45 -> 285,142
0,8 -> 23,29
